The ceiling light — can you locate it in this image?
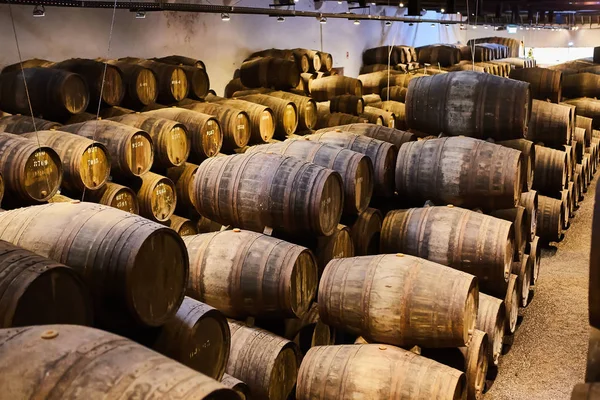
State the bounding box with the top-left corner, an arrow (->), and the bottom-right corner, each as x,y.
338,0 -> 342,3
445,23 -> 449,27
385,20 -> 392,26
354,19 -> 360,25
277,16 -> 285,22
135,10 -> 146,19
441,8 -> 445,13
568,41 -> 574,46
431,23 -> 435,27
320,16 -> 327,24
408,22 -> 414,26
221,12 -> 230,21
484,25 -> 488,29
472,25 -> 477,29
519,26 -> 523,30
32,4 -> 45,17
526,26 -> 530,30
399,2 -> 404,6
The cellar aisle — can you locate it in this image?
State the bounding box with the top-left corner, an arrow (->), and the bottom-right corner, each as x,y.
486,180 -> 594,400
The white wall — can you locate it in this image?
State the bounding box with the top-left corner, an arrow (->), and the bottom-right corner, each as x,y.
0,4 -> 465,95
465,27 -> 599,50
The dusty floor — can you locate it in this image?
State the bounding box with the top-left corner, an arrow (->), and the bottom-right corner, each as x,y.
486,179 -> 595,400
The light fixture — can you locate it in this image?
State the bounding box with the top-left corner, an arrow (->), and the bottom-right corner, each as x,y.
320,16 -> 327,24
294,0 -> 299,3
568,41 -> 574,47
32,4 -> 45,17
526,26 -> 530,30
371,2 -> 376,5
385,20 -> 392,26
277,16 -> 285,22
431,23 -> 435,27
408,22 -> 414,26
354,19 -> 360,25
484,25 -> 488,29
519,26 -> 523,30
472,25 -> 477,29
445,23 -> 449,27
399,2 -> 404,6
221,13 -> 230,21
135,10 -> 146,18
440,8 -> 445,13
338,0 -> 342,3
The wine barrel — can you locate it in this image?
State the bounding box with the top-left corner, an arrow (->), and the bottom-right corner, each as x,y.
418,44 -> 461,66
476,293 -> 505,367
381,85 -> 408,102
283,302 -> 336,355
405,71 -> 531,140
248,49 -> 308,73
196,216 -> 224,233
149,297 -> 229,380
341,207 -> 383,256
237,94 -> 298,138
363,93 -> 382,104
121,172 -> 176,222
329,95 -> 364,115
121,58 -> 189,103
576,115 -> 593,147
0,115 -> 60,133
574,127 -> 586,162
320,123 -> 417,149
0,132 -> 62,205
381,206 -> 514,293
520,190 -> 538,241
246,140 -> 373,215
240,56 -> 300,89
305,131 -> 397,198
561,189 -> 571,229
563,97 -> 600,129
512,255 -> 532,307
563,72 -> 600,99
368,100 -> 407,129
154,55 -> 206,69
528,236 -> 542,286
0,239 -> 92,328
207,95 -> 275,144
574,171 -> 584,201
0,324 -> 238,399
363,46 -> 399,65
184,229 -> 318,318
178,101 -> 250,151
498,139 -> 536,191
176,64 -> 210,99
83,182 -> 139,214
167,214 -> 197,236
533,145 -> 568,195
537,195 -> 564,242
297,344 -> 466,400
48,193 -> 75,203
192,152 -> 343,237
18,130 -> 108,193
106,60 -> 158,108
107,114 -> 189,169
52,58 -> 124,108
0,68 -> 89,120
262,91 -> 317,131
142,107 -> 222,161
500,274 -> 518,334
221,374 -> 251,400
577,163 -> 589,192
309,224 -> 354,272
0,58 -> 54,74
228,321 -> 300,400
315,111 -> 368,129
310,76 -> 363,102
60,119 -> 153,178
224,78 -> 249,98
361,106 -> 395,127
166,162 -> 198,216
491,206 -> 528,262
397,137 -> 522,210
565,145 -> 576,181
359,71 -> 424,95
319,253 -> 478,347
509,67 -> 562,103
0,202 -> 188,330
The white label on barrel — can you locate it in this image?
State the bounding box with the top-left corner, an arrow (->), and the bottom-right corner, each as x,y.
155,184 -> 167,196
172,80 -> 182,85
237,125 -> 246,130
87,158 -> 100,166
262,115 -> 269,120
207,130 -> 214,136
131,140 -> 144,149
139,82 -> 149,87
356,177 -> 363,184
172,131 -> 182,140
321,197 -> 332,208
87,147 -> 99,154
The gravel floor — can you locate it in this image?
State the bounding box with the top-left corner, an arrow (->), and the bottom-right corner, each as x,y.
485,179 -> 594,400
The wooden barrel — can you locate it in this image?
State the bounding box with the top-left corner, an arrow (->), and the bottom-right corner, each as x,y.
18,130 -> 109,193
329,95 -> 364,115
228,321 -> 300,400
237,94 -> 298,138
561,189 -> 571,229
0,239 -> 92,328
107,114 -> 189,169
368,100 -> 407,129
361,106 -> 395,127
577,164 -> 589,192
405,71 -> 531,140
492,206 -> 528,262
196,216 -> 224,233
533,145 -> 568,195
246,140 -> 373,215
123,58 -> 189,103
167,214 -> 197,236
574,127 -> 586,162
178,102 -> 250,151
154,55 -> 206,69
563,98 -> 600,129
301,50 -> 332,72
142,108 -> 222,161
0,202 -> 188,330
0,325 -> 238,399
315,111 -> 368,129
381,206 -> 514,293
520,190 -> 538,241
221,374 -> 251,400
305,131 -> 397,198
363,46 -> 399,65
319,253 -> 478,347
308,224 -> 354,273
53,59 -> 124,108
476,293 -> 505,367
363,93 -> 382,104
60,120 -> 153,178
193,152 -> 343,237
503,273 -> 519,334
310,76 -> 363,102
320,123 -> 417,149
397,137 -> 522,210
224,78 -> 249,98
263,91 -> 317,131
0,115 -> 60,133
512,255 -> 532,307
563,73 -> 600,99
0,68 -> 89,120
569,180 -> 579,214
283,302 -> 335,354
166,162 -> 198,216
207,95 -> 275,144
149,297 -> 229,380
240,56 -> 300,89
297,344 -> 466,400
381,85 -> 408,102
176,64 -> 209,100
83,182 -> 139,214
0,58 -> 55,74
107,60 -> 158,108
498,139 -> 535,191
527,236 -> 542,286
574,171 -> 584,201
576,115 -> 593,147
341,207 -> 383,256
358,71 -> 418,95
184,229 -> 318,318
0,132 -> 62,205
122,172 -> 176,222
247,49 -> 307,73
509,67 -> 562,103
537,195 -> 564,242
